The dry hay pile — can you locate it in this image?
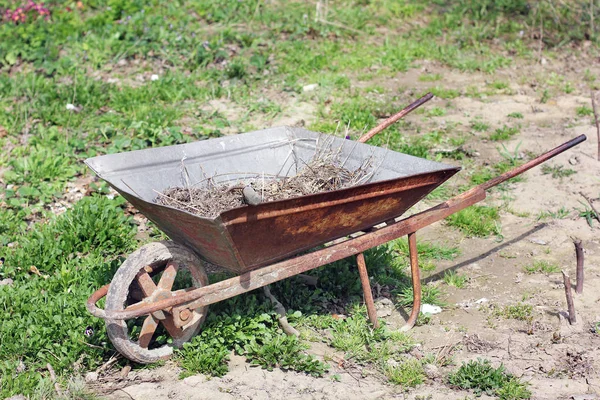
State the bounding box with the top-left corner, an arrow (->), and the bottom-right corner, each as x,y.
155,147 -> 375,218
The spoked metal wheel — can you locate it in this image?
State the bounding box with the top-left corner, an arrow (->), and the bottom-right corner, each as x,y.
105,241 -> 209,364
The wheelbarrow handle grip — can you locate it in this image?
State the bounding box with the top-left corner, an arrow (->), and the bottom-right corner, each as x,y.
478,134 -> 587,191
358,92 -> 434,143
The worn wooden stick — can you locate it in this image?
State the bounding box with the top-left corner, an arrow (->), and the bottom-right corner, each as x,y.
574,240 -> 584,294
591,90 -> 600,161
562,271 -> 577,325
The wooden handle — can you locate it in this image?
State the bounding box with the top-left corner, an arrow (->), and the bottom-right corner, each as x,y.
479,135 -> 586,191
358,92 -> 434,143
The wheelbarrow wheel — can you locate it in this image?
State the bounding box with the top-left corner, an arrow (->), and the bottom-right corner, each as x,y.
105,241 -> 209,364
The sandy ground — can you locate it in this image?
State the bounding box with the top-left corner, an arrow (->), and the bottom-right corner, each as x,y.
92,58 -> 600,400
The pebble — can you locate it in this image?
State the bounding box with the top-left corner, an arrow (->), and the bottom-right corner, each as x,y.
0,278 -> 13,286
529,238 -> 547,245
569,156 -> 579,165
423,364 -> 440,379
183,375 -> 205,387
374,297 -> 393,318
386,359 -> 399,368
85,371 -> 99,383
302,83 -> 318,92
421,304 -> 442,315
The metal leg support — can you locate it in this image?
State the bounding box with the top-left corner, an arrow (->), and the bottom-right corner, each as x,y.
400,231 -> 422,332
356,252 -> 379,328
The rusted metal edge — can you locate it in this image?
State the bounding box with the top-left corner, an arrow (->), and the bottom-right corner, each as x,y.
222,170 -> 452,225
91,188 -> 485,321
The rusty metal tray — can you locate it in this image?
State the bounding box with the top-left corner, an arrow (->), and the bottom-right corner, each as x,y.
86,126 -> 459,273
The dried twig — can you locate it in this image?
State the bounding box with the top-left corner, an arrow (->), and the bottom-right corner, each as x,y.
574,239 -> 584,294
592,90 -> 600,161
263,285 -> 299,337
156,141 -> 375,218
580,191 -> 600,223
46,363 -> 63,397
96,353 -> 121,374
562,270 -> 577,325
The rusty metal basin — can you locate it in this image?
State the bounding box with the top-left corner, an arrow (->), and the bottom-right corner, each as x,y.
85,126 -> 459,273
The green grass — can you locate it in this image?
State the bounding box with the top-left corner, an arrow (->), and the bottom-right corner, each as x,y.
541,164 -> 576,179
576,105 -> 594,117
536,207 -> 570,221
443,270 -> 468,288
507,112 -> 523,119
448,359 -> 531,399
446,206 -> 501,237
471,120 -> 490,132
578,203 -> 599,228
490,125 -> 520,141
419,73 -> 443,82
177,307 -> 327,378
392,239 -> 460,262
0,0 -> 597,397
397,285 -> 445,308
0,195 -> 138,397
494,303 -> 534,321
471,159 -> 524,186
523,260 -> 560,275
489,81 -> 509,90
385,358 -> 425,387
427,106 -> 447,117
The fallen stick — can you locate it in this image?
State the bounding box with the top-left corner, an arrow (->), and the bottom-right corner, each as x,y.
580,191 -> 600,223
263,285 -> 300,337
562,271 -> 577,325
574,239 -> 584,294
96,353 -> 121,374
591,90 -> 600,161
120,364 -> 132,379
46,363 -> 63,397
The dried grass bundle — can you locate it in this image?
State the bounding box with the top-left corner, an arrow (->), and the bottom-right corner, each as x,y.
155,138 -> 375,218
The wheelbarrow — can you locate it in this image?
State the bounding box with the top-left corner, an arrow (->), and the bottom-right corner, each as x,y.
85,94 -> 586,363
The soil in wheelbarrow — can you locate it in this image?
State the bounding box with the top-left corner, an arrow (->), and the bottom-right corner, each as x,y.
155,150 -> 374,218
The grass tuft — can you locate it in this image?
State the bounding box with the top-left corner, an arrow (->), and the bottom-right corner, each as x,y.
541,164 -> 576,179
446,206 -> 501,237
490,125 -> 520,141
443,270 -> 468,288
448,359 -> 531,399
385,358 -> 425,387
523,260 -> 560,275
